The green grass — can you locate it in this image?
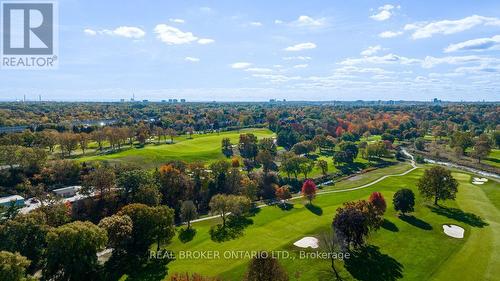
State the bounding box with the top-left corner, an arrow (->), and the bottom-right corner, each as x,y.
483,149 -> 500,168
163,167 -> 500,281
77,128 -> 274,168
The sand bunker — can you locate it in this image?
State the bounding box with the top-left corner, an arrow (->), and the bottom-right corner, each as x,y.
293,237 -> 319,249
442,224 -> 464,239
472,177 -> 488,185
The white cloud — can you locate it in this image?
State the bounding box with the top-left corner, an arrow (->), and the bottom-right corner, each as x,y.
244,67 -> 273,73
379,30 -> 403,38
361,45 -> 382,56
291,15 -> 327,27
370,4 -> 396,21
444,35 -> 500,52
406,15 -> 500,39
84,26 -> 145,39
197,38 -> 215,44
293,64 -> 308,68
154,24 -> 213,45
340,54 -> 420,66
283,56 -> 311,61
274,20 -> 284,24
185,57 -> 200,62
421,55 -> 487,68
83,29 -> 97,36
252,74 -> 301,83
249,21 -> 263,27
284,42 -> 317,51
231,62 -> 252,69
169,18 -> 185,24
112,26 -> 146,38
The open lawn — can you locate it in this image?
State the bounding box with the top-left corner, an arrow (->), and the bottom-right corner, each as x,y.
162,166 -> 499,281
77,128 -> 274,168
483,149 -> 500,168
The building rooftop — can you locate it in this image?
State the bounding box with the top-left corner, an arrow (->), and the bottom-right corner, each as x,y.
0,195 -> 24,204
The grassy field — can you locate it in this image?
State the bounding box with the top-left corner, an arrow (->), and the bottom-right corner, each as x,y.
483,149 -> 500,168
77,128 -> 274,168
163,166 -> 499,281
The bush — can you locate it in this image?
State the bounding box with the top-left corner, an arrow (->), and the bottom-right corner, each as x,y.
415,155 -> 425,164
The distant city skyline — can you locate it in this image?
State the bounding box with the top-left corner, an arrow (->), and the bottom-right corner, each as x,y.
1,0 -> 500,101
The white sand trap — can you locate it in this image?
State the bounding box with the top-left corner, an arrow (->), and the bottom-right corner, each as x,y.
442,224 -> 464,239
293,237 -> 319,249
473,177 -> 488,182
472,181 -> 485,185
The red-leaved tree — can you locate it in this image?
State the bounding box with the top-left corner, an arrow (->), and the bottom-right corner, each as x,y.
368,192 -> 386,216
301,180 -> 317,205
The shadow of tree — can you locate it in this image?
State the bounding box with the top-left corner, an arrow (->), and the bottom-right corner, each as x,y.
103,253 -> 170,281
305,203 -> 323,216
428,206 -> 488,228
278,203 -> 294,211
344,245 -> 403,281
178,228 -> 196,243
399,215 -> 433,230
381,219 -> 399,232
209,216 -> 254,242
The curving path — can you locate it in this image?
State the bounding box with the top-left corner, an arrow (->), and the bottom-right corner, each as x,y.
191,157 -> 418,224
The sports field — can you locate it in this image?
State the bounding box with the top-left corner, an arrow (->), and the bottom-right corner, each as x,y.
78,128 -> 274,168
165,165 -> 500,281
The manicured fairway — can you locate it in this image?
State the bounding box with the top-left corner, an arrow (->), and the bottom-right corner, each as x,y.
78,128 -> 274,168
164,166 -> 500,281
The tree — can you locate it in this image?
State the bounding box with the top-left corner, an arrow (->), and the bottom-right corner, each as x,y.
58,132 -> 78,157
117,169 -> 154,202
256,150 -> 275,174
301,179 -> 317,205
165,128 -> 177,144
493,130 -> 500,148
209,194 -> 250,227
393,189 -> 415,215
239,134 -> 258,160
118,204 -> 175,256
313,135 -> 336,153
275,185 -> 292,203
44,221 -> 107,281
317,159 -> 328,176
417,166 -> 458,205
134,184 -> 162,206
98,214 -> 133,253
333,204 -> 369,249
244,252 -> 289,281
0,251 -> 34,281
0,212 -> 49,271
221,138 -> 233,158
78,133 -> 90,155
82,166 -> 116,199
335,142 -> 359,164
320,231 -> 343,281
291,141 -> 316,155
180,201 -> 198,230
414,138 -> 426,151
449,131 -> 473,156
368,192 -> 386,216
258,138 -> 277,156
298,157 -> 314,179
472,134 -> 492,163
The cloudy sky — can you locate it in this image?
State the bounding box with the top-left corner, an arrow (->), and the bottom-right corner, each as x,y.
2,0 -> 500,101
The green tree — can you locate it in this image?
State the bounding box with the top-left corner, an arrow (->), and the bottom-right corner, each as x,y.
417,166 -> 458,205
98,214 -> 133,253
393,189 -> 415,215
221,138 -> 233,158
0,251 -> 35,281
180,201 -> 198,230
239,134 -> 258,160
44,221 -> 107,281
316,159 -> 328,176
472,134 -> 492,163
244,252 -> 289,281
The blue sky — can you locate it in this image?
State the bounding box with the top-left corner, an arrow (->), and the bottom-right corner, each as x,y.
2,0 -> 500,101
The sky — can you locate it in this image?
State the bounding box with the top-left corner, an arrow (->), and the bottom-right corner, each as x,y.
1,0 -> 500,102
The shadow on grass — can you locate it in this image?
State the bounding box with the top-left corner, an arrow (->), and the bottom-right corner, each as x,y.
305,203 -> 323,216
104,253 -> 170,281
178,228 -> 196,243
278,202 -> 294,211
209,216 -> 254,243
428,206 -> 488,228
381,219 -> 399,232
344,245 -> 403,281
399,215 -> 432,230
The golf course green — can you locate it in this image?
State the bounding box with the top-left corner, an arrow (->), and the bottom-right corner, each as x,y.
78,128 -> 274,168
165,165 -> 500,281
